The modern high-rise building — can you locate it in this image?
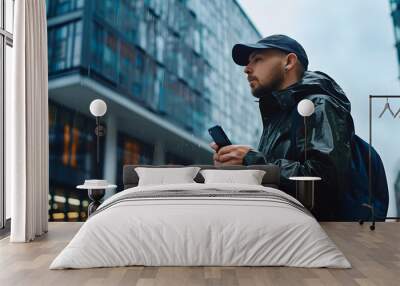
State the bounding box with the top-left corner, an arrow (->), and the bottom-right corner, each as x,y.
390,0 -> 400,77
390,0 -> 400,216
46,0 -> 262,221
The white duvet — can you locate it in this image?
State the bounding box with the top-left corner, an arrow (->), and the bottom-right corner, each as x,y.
50,183 -> 351,269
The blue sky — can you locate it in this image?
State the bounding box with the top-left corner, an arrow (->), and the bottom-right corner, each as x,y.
238,0 -> 400,216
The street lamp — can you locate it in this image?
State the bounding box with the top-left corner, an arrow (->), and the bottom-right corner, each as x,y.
297,99 -> 315,162
89,99 -> 107,178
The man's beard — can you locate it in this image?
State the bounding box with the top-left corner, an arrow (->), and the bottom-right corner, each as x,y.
251,72 -> 285,99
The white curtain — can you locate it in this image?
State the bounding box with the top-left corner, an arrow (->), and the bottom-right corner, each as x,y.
6,0 -> 49,242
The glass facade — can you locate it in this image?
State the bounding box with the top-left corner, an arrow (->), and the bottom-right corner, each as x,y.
47,0 -> 262,142
391,0 -> 400,78
47,0 -> 262,221
49,100 -> 101,220
88,3 -> 209,134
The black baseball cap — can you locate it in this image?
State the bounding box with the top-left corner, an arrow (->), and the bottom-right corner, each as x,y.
232,34 -> 309,70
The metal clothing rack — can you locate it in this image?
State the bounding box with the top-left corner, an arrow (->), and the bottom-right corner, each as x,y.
359,95 -> 400,230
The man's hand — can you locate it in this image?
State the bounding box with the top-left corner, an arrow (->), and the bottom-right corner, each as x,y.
209,142 -> 252,165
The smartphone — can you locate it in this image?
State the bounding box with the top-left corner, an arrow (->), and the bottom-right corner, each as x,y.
208,125 -> 232,150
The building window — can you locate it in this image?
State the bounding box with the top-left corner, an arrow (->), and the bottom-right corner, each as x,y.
89,21 -> 119,82
1,0 -> 14,230
116,133 -> 153,188
48,20 -> 82,73
73,21 -> 82,66
47,0 -> 85,18
103,30 -> 117,81
119,41 -> 136,91
90,22 -> 104,73
391,0 -> 399,12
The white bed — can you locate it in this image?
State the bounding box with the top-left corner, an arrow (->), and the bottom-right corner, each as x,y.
50,182 -> 351,269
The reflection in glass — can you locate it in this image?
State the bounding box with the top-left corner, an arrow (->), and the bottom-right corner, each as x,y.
5,42 -> 12,220
5,0 -> 14,33
47,0 -> 85,17
48,20 -> 82,72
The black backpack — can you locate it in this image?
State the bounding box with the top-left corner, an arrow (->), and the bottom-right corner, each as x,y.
345,134 -> 389,221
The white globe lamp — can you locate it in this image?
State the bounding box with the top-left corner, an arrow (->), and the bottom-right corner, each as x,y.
90,99 -> 107,117
297,99 -> 315,117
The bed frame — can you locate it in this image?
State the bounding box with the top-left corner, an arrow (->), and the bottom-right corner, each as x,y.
123,164 -> 280,190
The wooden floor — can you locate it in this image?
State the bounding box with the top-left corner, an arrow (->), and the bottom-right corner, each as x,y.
0,222 -> 399,286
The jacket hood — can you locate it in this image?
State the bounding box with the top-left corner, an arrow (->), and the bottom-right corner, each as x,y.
259,71 -> 351,116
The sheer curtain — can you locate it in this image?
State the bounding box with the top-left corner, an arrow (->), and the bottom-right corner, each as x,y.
6,0 -> 49,242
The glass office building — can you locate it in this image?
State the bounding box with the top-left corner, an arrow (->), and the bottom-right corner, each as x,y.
46,0 -> 262,221
391,0 -> 400,77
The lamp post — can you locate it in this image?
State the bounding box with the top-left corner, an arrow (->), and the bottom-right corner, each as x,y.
297,99 -> 315,162
289,99 -> 319,211
89,99 -> 107,178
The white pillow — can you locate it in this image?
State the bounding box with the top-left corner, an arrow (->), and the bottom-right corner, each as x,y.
135,167 -> 201,186
200,169 -> 266,185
